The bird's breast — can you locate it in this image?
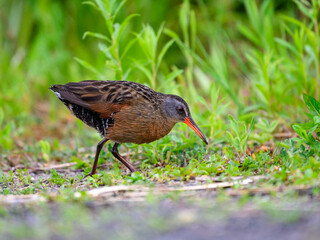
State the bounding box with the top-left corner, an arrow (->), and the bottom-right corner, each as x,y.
105,105 -> 175,144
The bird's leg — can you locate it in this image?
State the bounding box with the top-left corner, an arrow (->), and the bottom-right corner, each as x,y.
85,138 -> 109,178
111,143 -> 137,173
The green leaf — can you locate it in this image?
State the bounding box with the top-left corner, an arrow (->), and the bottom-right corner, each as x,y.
313,116 -> 320,124
303,93 -> 320,116
82,31 -> 111,43
94,0 -> 109,22
190,10 -> 196,50
238,24 -> 260,46
179,0 -> 190,47
228,115 -> 239,136
116,14 -> 139,44
296,121 -> 319,131
164,28 -> 181,41
138,25 -> 157,61
155,22 -> 165,43
293,0 -> 313,19
292,124 -> 309,140
275,38 -> 299,56
134,63 -> 153,85
98,43 -> 117,65
269,120 -> 279,132
0,108 -> 3,126
156,39 -> 175,70
112,23 -> 120,42
120,37 -> 138,60
304,168 -> 313,178
39,140 -> 50,162
246,118 -> 256,142
281,15 -> 304,27
74,57 -> 102,76
165,69 -> 183,82
82,1 -> 98,10
113,0 -> 127,17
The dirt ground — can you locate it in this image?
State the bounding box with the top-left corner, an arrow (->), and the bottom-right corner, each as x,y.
1,198 -> 320,240
1,176 -> 320,240
1,168 -> 320,240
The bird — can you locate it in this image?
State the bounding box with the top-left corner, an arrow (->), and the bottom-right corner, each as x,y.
50,80 -> 208,176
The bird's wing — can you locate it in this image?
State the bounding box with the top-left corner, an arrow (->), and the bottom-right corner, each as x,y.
50,80 -> 154,119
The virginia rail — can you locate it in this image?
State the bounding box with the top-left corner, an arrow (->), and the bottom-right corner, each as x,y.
50,80 -> 208,175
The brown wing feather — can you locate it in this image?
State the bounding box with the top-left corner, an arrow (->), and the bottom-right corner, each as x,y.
50,80 -> 158,119
49,85 -> 91,109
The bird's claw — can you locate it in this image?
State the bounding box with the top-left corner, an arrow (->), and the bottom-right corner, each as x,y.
83,172 -> 95,179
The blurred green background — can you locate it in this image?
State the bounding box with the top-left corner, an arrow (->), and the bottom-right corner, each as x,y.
0,0 -> 319,154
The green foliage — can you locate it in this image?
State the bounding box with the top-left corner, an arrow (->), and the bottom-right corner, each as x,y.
252,118 -> 278,143
39,140 -> 51,162
125,171 -> 150,184
292,94 -> 320,154
76,0 -> 183,95
79,0 -> 139,80
226,116 -> 255,155
49,169 -> 67,186
135,23 -> 177,90
0,0 -> 319,123
0,108 -> 15,151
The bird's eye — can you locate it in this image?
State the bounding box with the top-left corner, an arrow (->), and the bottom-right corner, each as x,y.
177,107 -> 184,114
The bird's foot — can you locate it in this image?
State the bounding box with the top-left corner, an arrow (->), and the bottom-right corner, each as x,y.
129,166 -> 137,173
83,172 -> 95,179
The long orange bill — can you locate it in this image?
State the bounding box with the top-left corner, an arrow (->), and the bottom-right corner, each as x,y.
183,117 -> 208,145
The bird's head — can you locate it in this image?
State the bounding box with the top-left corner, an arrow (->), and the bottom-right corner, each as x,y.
162,94 -> 208,145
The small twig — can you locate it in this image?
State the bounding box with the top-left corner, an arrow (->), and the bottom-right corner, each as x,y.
183,150 -> 187,167
0,194 -> 46,204
121,150 -> 143,157
87,176 -> 265,198
166,151 -> 171,164
30,162 -> 77,172
154,146 -> 162,166
273,132 -> 297,139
